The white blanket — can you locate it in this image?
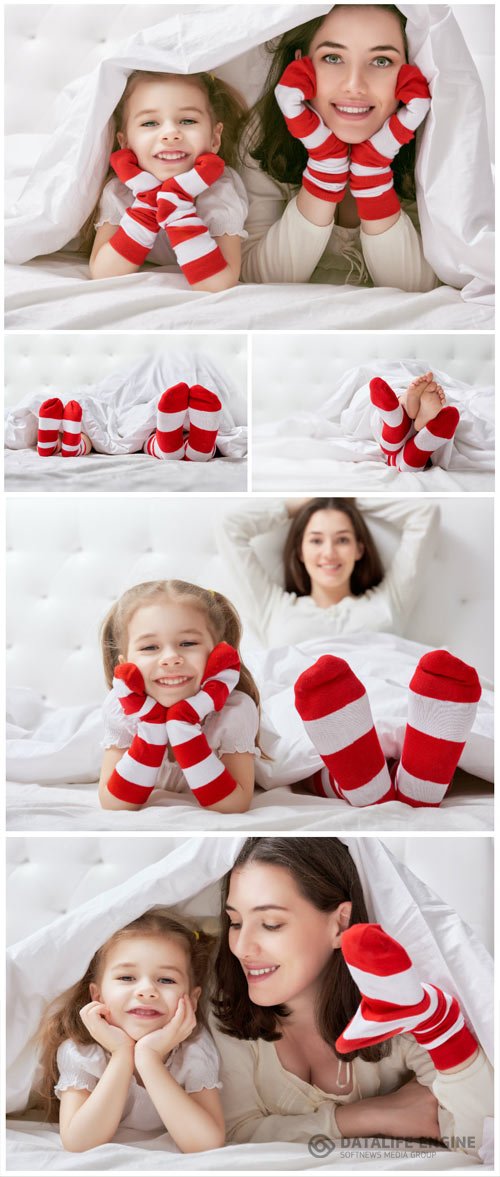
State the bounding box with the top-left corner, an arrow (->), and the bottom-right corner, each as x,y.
253,360 -> 494,491
6,837 -> 493,1170
6,634 -> 494,832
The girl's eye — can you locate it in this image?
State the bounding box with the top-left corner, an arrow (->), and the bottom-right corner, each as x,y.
118,975 -> 134,982
140,645 -> 157,652
180,118 -> 197,125
159,977 -> 176,985
180,640 -> 198,647
141,120 -> 158,127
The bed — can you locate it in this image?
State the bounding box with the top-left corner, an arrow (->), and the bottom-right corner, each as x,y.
4,334 -> 248,492
6,496 -> 494,833
251,334 -> 495,492
5,836 -> 494,1171
5,4 -> 494,332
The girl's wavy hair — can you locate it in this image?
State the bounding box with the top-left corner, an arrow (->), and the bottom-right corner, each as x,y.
284,498 -> 384,597
240,5 -> 415,201
212,838 -> 391,1064
81,70 -> 247,255
35,908 -> 216,1122
100,579 -> 264,742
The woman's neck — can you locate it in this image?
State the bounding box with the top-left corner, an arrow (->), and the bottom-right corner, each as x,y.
310,583 -> 352,609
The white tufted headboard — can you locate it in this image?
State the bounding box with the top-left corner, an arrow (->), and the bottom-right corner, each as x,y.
4,332 -> 248,420
252,333 -> 495,423
6,836 -> 493,953
5,4 -> 494,157
6,496 -> 494,706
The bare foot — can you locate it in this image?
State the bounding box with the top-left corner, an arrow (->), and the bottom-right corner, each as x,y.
414,384 -> 446,431
399,372 -> 434,419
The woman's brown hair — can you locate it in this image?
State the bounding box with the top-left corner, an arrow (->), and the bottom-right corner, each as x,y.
212,837 -> 391,1063
35,908 -> 216,1121
240,5 -> 416,202
283,498 -> 384,597
81,70 -> 247,255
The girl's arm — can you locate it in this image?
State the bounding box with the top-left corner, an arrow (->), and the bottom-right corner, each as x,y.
356,497 -> 440,622
204,751 -> 255,814
89,223 -> 141,280
59,1045 -> 134,1152
134,1055 -> 225,1152
98,747 -> 142,810
191,234 -> 241,292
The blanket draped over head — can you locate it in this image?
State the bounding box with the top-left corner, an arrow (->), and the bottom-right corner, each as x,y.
5,4 -> 494,299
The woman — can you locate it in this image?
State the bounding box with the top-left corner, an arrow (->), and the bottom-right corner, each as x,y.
217,497 -> 439,646
211,838 -> 492,1151
238,5 -> 439,291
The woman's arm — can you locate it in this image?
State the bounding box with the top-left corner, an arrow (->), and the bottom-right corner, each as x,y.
357,497 -> 440,621
89,223 -> 141,280
204,751 -> 255,814
216,503 -> 289,640
191,234 -> 241,292
240,151 -> 333,285
335,1075 -> 441,1141
134,1055 -> 225,1152
98,747 -> 142,811
360,209 -> 440,293
59,1045 -> 134,1152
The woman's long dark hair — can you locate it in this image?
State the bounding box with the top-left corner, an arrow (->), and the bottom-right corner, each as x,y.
213,838 -> 391,1063
284,498 -> 384,597
240,5 -> 416,201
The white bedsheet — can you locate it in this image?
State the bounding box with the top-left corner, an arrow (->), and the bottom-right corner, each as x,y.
6,836 -> 494,1169
7,634 -> 493,832
4,449 -> 246,493
253,360 -> 494,491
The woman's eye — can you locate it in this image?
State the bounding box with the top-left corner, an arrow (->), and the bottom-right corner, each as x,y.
263,924 -> 283,932
227,921 -> 241,930
323,53 -> 342,65
372,56 -> 393,67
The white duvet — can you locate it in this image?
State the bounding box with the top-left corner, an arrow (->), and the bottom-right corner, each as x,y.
6,837 -> 494,1170
6,634 -> 494,833
4,4 -> 494,331
253,360 -> 494,491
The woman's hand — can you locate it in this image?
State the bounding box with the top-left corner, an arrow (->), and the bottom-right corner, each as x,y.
79,1001 -> 135,1055
274,57 -> 348,207
134,995 -> 197,1063
335,1076 -> 441,1141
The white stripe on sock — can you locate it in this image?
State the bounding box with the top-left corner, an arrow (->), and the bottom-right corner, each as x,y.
407,693 -> 477,741
303,693 -> 374,756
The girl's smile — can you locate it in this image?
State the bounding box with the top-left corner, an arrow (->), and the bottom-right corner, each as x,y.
117,77 -> 222,181
122,599 -> 215,705
89,934 -> 200,1041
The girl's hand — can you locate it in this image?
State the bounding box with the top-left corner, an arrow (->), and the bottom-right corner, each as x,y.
106,664 -> 168,806
155,154 -> 227,287
274,57 -> 348,204
134,995 -> 197,1062
167,641 -> 240,725
107,150 -> 161,266
79,1002 -> 135,1055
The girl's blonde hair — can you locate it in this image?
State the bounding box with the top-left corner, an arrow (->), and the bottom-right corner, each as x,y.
35,908 -> 216,1121
81,70 -> 247,255
100,578 -> 262,721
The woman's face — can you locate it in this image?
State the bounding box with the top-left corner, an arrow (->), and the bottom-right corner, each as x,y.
226,863 -> 350,1008
305,6 -> 405,144
300,509 -> 364,598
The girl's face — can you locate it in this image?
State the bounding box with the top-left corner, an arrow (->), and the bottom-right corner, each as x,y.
226,863 -> 350,1008
122,599 -> 215,705
90,934 -> 201,1041
305,6 -> 405,144
300,510 -> 364,597
117,77 -> 222,181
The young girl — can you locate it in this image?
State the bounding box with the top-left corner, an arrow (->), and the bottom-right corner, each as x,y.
239,5 -> 439,291
211,838 -> 493,1153
36,382 -> 224,463
370,373 -> 460,471
36,909 -> 225,1153
217,497 -> 439,646
88,70 -> 248,290
99,580 -> 259,813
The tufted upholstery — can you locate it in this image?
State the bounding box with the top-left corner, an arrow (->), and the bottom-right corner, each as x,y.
5,835 -> 493,952
5,5 -> 494,157
6,496 -> 493,703
251,333 -> 495,422
4,332 -> 248,415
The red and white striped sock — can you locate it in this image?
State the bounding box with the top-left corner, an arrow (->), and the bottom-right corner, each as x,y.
107,664 -> 168,805
145,383 -> 189,460
395,650 -> 481,807
294,656 -> 395,806
370,377 -> 413,461
37,398 -> 63,456
391,406 -> 460,472
274,58 -> 349,203
61,401 -> 87,457
108,148 -> 160,265
184,385 -> 221,462
166,642 -> 240,807
336,924 -> 478,1069
156,154 -> 227,285
349,65 -> 431,220
309,767 -> 344,800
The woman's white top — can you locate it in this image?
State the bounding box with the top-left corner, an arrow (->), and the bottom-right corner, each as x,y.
55,1027 -> 221,1132
217,500 -> 439,647
210,1022 -> 492,1157
96,167 -> 248,267
239,140 -> 439,292
102,689 -> 259,792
